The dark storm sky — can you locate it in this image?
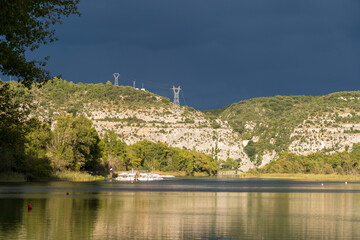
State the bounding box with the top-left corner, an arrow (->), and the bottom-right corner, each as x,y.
6,0 -> 360,110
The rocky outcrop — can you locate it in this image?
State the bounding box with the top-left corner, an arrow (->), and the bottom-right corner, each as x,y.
80,106 -> 254,171
289,112 -> 360,155
44,100 -> 360,172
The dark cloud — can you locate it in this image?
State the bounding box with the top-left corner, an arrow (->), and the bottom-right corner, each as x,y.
2,0 -> 360,110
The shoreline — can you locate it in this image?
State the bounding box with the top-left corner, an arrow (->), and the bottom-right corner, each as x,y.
116,171 -> 211,177
0,171 -> 105,182
3,171 -> 360,182
0,170 -> 205,182
239,173 -> 360,181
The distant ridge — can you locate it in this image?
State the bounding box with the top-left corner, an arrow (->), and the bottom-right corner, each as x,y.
30,79 -> 360,171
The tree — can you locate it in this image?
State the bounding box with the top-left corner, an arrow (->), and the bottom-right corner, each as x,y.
102,130 -> 127,170
0,81 -> 32,172
22,117 -> 53,178
0,81 -> 53,178
47,115 -> 101,171
221,158 -> 236,170
0,1 -> 80,87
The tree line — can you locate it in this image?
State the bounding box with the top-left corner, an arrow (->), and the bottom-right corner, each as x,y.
261,145 -> 360,175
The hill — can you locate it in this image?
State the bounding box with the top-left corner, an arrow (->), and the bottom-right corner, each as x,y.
31,79 -> 360,171
31,79 -> 250,170
207,92 -> 360,166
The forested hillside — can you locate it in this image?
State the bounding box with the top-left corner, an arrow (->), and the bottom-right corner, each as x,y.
30,79 -> 249,170
32,79 -> 360,170
0,80 -> 217,179
4,78 -> 360,179
208,92 -> 360,165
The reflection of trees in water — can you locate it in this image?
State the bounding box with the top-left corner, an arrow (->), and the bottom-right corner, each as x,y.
240,192 -> 292,239
1,188 -> 360,239
0,194 -> 100,239
0,198 -> 24,237
91,192 -> 260,239
39,197 -> 100,239
91,191 -> 360,239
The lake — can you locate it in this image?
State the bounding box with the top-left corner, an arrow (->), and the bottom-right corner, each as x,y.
1,178 -> 360,239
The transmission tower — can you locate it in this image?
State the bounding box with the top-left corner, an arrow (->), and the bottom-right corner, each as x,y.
113,73 -> 120,86
172,86 -> 181,112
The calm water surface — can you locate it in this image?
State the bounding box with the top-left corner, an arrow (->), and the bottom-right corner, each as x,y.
1,178 -> 360,239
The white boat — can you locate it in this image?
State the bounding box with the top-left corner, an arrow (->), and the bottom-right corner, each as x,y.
161,175 -> 175,178
115,172 -> 174,181
115,173 -> 136,181
138,173 -> 163,181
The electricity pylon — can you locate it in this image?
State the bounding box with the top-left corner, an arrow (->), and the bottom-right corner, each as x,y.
172,86 -> 181,112
113,73 -> 120,86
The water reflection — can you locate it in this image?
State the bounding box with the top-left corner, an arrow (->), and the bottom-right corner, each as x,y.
1,179 -> 360,239
0,198 -> 24,235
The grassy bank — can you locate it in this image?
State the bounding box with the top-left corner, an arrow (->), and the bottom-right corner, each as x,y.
0,172 -> 26,182
52,171 -> 105,181
239,173 -> 360,181
0,171 -> 105,182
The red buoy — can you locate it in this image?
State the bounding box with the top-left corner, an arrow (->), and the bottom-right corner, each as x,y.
27,203 -> 32,212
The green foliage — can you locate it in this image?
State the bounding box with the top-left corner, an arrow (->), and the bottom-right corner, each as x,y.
0,81 -> 53,178
102,136 -> 218,176
0,81 -> 31,172
32,79 -> 173,115
0,80 -> 216,178
102,130 -> 127,170
101,116 -> 146,125
210,120 -> 221,129
52,171 -> 104,181
9,77 -> 360,178
0,1 -> 80,86
209,91 -> 360,158
244,141 -> 272,165
22,118 -> 53,178
47,115 -> 102,171
221,158 -> 239,170
262,144 -> 360,175
344,129 -> 360,134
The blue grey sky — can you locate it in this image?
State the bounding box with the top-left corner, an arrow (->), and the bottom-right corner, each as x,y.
4,0 -> 360,110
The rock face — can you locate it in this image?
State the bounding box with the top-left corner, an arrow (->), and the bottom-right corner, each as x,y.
288,112 -> 360,155
84,106 -> 253,171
